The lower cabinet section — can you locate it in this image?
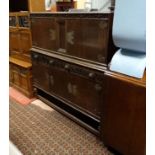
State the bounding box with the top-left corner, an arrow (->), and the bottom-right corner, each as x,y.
31,51 -> 105,133
31,51 -> 146,154
9,60 -> 33,98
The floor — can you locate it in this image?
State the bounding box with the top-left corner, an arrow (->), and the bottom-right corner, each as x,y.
9,87 -> 112,155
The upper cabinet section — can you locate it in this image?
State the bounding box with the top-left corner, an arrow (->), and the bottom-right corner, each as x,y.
30,13 -> 116,66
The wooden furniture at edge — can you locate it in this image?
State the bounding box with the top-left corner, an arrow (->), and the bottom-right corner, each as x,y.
28,0 -> 45,12
101,71 -> 146,155
9,12 -> 33,98
30,12 -> 145,155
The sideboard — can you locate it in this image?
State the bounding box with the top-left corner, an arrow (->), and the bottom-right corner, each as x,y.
30,12 -> 145,155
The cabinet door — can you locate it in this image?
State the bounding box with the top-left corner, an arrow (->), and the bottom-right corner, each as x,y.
68,73 -> 103,117
49,66 -> 73,102
65,18 -> 109,63
31,18 -> 58,51
9,29 -> 21,55
81,18 -> 109,63
32,53 -> 50,91
49,60 -> 103,118
19,30 -> 32,57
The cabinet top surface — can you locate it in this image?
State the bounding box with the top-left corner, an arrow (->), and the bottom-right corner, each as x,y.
30,11 -> 112,17
105,70 -> 146,87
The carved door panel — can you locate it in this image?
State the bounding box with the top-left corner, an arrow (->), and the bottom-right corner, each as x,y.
65,19 -> 83,58
31,18 -> 58,51
65,18 -> 109,63
32,53 -> 50,91
68,74 -> 103,117
81,18 -> 108,63
9,29 -> 21,55
49,66 -> 73,102
49,59 -> 103,117
20,30 -> 32,57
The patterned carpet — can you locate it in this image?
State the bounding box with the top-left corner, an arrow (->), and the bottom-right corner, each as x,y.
9,99 -> 113,155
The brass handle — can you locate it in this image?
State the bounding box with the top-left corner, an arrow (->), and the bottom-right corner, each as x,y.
57,48 -> 67,53
49,29 -> 56,41
34,54 -> 38,59
49,60 -> 54,65
66,31 -> 74,45
97,54 -> 105,62
67,83 -> 78,96
99,21 -> 108,30
88,72 -> 95,78
64,64 -> 70,70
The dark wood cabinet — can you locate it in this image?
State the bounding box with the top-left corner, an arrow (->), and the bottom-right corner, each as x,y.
30,13 -> 115,66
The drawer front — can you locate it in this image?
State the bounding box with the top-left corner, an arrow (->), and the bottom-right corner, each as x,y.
32,53 -> 50,91
49,58 -> 104,117
31,18 -> 58,51
66,18 -> 109,63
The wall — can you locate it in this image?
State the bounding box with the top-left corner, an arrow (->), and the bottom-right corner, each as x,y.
76,0 -> 111,11
76,0 -> 85,9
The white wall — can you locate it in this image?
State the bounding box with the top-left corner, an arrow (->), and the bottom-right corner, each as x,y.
92,0 -> 111,11
76,0 -> 111,11
76,0 -> 85,9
